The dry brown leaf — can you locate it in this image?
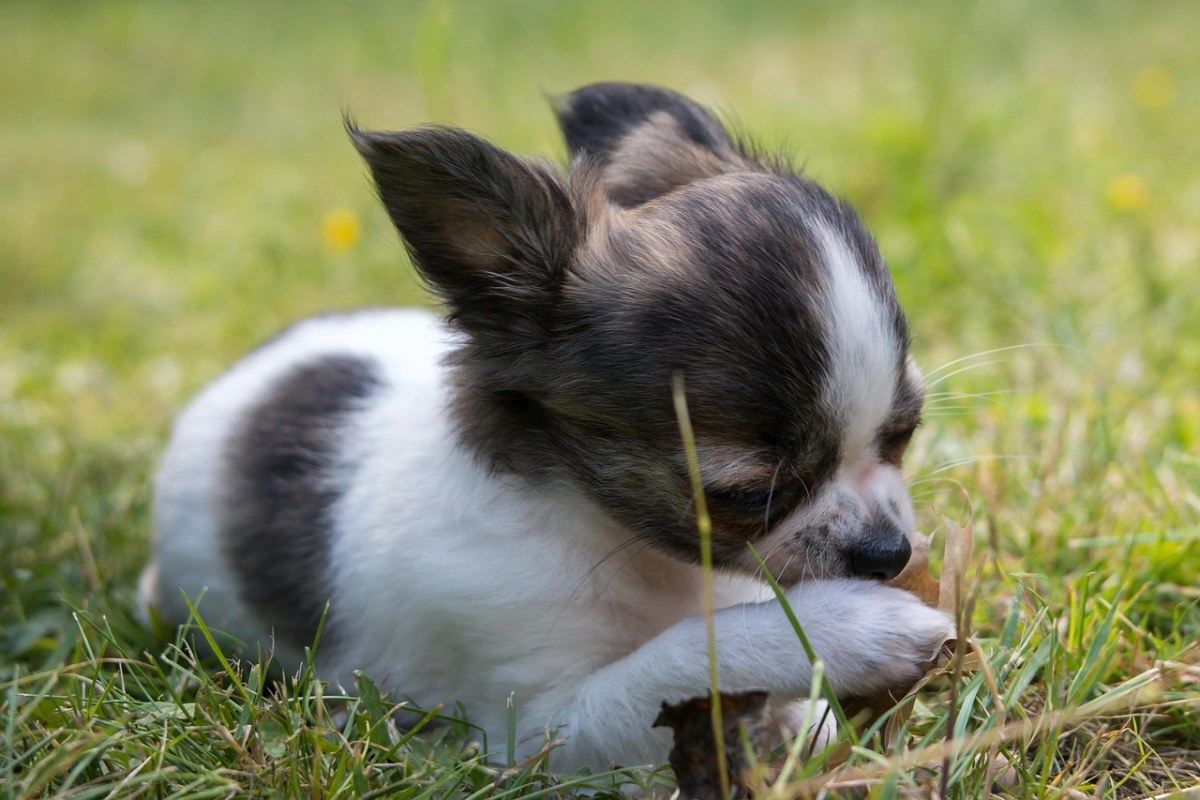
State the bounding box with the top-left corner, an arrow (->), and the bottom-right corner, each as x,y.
654,691 -> 770,800
886,529 -> 940,606
937,515 -> 974,616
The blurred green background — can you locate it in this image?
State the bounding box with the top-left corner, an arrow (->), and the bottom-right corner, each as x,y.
3,4 -> 1199,795
3,0 -> 1198,637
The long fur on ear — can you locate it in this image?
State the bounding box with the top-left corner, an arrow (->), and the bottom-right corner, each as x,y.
348,122 -> 579,341
553,83 -> 753,206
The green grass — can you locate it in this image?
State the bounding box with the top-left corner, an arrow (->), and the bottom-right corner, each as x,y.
3,0 -> 1198,796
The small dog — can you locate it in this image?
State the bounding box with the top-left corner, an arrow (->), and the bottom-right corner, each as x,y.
141,83 -> 953,771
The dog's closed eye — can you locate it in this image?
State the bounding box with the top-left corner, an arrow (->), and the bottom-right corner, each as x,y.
706,486 -> 774,514
878,420 -> 921,464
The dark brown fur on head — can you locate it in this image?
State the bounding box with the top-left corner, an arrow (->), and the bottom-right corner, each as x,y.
349,83 -> 922,579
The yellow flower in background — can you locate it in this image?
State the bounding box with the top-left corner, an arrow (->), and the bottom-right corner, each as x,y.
1106,174 -> 1148,212
1132,65 -> 1175,109
322,207 -> 361,251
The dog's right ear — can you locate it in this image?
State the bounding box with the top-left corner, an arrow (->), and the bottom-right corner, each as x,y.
349,123 -> 577,341
553,83 -> 750,207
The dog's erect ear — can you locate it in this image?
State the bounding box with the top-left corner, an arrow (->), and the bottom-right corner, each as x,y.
553,82 -> 750,207
349,124 -> 577,340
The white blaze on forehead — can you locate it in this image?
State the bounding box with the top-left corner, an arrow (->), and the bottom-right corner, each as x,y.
811,221 -> 901,460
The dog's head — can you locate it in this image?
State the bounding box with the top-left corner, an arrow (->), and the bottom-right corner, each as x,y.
350,83 -> 922,585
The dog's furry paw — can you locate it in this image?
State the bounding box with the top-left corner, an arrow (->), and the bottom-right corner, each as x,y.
769,698 -> 838,751
793,581 -> 954,699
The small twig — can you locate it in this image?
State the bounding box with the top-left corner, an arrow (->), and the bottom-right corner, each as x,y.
482,737 -> 566,796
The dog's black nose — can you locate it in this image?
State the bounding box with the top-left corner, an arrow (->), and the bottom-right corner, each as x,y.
846,535 -> 912,581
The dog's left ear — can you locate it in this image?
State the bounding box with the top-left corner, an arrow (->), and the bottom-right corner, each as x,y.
349,124 -> 577,342
553,82 -> 751,207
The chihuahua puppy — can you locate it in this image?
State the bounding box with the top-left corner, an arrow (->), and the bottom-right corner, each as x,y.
142,83 -> 953,771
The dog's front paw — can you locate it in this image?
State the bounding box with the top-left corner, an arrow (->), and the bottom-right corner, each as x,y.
797,581 -> 954,699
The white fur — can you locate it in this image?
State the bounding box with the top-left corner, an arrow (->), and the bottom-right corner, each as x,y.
813,221 -> 901,461
144,308 -> 952,771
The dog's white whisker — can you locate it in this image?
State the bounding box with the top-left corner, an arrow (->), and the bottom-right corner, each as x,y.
922,406 -> 990,417
909,453 -> 1036,482
925,389 -> 1015,402
921,342 -> 1073,383
923,358 -> 1014,389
